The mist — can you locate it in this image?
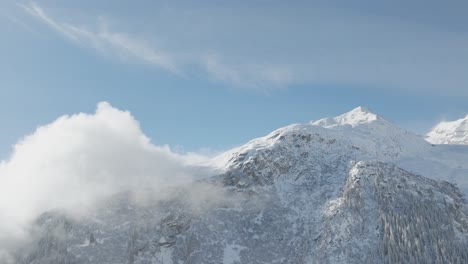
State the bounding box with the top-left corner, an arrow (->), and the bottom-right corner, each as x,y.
0,102 -> 215,253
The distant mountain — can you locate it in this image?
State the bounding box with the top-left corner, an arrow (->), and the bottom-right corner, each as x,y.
12,107 -> 468,264
427,115 -> 468,145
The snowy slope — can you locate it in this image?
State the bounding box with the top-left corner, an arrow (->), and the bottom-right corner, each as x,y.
11,107 -> 468,264
14,161 -> 468,264
211,106 -> 429,170
319,161 -> 468,263
212,106 -> 468,193
427,115 -> 468,145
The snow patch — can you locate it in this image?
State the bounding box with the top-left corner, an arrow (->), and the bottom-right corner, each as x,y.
427,115 -> 468,145
223,244 -> 246,264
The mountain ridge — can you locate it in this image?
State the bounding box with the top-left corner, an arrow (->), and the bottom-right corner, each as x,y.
8,107 -> 468,264
311,106 -> 381,128
427,115 -> 468,145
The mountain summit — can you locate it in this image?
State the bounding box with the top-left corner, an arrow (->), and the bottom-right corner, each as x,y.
427,115 -> 468,145
311,106 -> 380,128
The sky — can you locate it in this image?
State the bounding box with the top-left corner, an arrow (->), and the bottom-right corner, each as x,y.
1,0 -> 468,159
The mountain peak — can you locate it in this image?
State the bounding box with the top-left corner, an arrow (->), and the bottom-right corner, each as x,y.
212,106 -> 431,172
351,106 -> 371,113
426,114 -> 468,145
311,106 -> 380,128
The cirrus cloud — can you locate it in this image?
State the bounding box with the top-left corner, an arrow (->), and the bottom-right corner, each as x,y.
15,1 -> 468,95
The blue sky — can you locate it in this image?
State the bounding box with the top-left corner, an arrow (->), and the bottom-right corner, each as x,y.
1,0 -> 468,158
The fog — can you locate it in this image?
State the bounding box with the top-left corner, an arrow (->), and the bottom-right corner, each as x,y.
0,102 -> 214,253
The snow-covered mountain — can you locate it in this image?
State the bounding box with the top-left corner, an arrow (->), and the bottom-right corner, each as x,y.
212,106 -> 429,170
212,107 -> 468,193
427,115 -> 468,145
10,107 -> 468,263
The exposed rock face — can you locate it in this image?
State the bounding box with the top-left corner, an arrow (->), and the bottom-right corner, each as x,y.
319,161 -> 468,264
11,108 -> 468,263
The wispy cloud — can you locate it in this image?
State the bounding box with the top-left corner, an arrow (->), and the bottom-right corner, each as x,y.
20,2 -> 180,74
17,2 -> 468,95
19,3 -> 78,40
2,11 -> 39,35
202,55 -> 294,89
19,2 -> 291,89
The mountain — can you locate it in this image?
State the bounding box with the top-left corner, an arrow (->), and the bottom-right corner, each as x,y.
11,107 -> 468,264
211,107 -> 468,193
427,115 -> 468,145
212,106 -> 429,170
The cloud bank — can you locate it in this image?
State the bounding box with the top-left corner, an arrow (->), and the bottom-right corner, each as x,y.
0,102 -> 210,249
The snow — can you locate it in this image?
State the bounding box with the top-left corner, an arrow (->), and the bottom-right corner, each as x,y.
223,244 -> 246,264
11,106 -> 468,264
311,106 -> 379,128
211,107 -> 468,195
427,115 -> 468,145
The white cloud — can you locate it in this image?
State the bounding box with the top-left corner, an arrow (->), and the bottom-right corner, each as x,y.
202,55 -> 294,89
19,2 -> 293,89
19,2 -> 79,41
0,102 -> 211,247
97,30 -> 181,73
1,11 -> 39,35
18,2 -> 468,95
20,3 -> 180,74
